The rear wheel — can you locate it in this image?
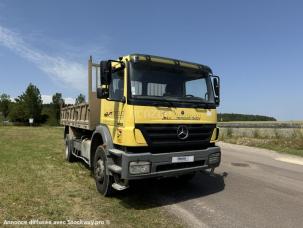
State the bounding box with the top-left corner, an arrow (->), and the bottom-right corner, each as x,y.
94,146 -> 114,196
65,134 -> 75,162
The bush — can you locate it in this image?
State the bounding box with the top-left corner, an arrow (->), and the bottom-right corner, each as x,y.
226,128 -> 233,138
291,129 -> 303,139
273,129 -> 281,139
253,129 -> 260,138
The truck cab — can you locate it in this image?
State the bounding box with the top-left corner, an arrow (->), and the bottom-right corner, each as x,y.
61,54 -> 221,196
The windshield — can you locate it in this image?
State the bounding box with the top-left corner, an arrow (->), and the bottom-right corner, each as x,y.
129,62 -> 215,107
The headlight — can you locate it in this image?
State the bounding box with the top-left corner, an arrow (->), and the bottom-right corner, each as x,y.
208,152 -> 221,165
129,161 -> 151,174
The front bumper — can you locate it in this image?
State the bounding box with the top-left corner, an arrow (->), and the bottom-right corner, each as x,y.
118,146 -> 221,180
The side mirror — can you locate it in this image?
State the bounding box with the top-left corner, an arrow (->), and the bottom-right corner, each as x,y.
213,77 -> 220,96
97,87 -> 109,99
212,76 -> 220,105
98,59 -> 125,100
100,59 -> 125,85
100,60 -> 112,85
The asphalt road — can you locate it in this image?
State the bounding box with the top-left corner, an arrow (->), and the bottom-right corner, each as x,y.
120,142 -> 303,228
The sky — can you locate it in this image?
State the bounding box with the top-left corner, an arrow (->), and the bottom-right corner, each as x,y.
0,0 -> 302,120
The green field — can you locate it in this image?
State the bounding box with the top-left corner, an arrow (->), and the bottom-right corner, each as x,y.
0,127 -> 181,227
219,122 -> 303,157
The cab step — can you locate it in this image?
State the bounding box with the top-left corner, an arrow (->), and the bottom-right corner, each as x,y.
108,164 -> 122,174
112,183 -> 128,191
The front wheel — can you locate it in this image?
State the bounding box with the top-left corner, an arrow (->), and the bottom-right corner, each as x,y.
94,146 -> 114,196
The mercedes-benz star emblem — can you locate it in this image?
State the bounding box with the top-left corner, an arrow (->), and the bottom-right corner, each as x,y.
177,125 -> 189,140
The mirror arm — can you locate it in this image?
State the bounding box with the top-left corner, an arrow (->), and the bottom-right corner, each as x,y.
109,59 -> 125,65
108,60 -> 125,69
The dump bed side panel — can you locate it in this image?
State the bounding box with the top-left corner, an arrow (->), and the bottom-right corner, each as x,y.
60,103 -> 90,130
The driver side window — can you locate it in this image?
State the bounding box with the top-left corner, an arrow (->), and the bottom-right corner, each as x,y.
109,71 -> 124,101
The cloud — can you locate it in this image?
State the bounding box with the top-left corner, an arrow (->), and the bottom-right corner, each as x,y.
41,95 -> 52,104
64,97 -> 76,104
0,25 -> 87,91
41,94 -> 75,104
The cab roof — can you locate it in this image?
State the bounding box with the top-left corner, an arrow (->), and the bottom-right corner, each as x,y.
122,53 -> 213,74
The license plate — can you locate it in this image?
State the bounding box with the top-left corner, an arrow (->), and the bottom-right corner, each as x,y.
172,156 -> 194,163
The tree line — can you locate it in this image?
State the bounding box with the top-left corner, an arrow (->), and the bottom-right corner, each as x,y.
0,83 -> 86,125
218,113 -> 276,122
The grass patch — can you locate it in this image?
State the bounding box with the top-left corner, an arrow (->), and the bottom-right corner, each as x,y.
0,127 -> 182,227
220,128 -> 303,157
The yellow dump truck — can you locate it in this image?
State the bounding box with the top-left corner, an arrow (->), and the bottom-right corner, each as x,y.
61,54 -> 221,196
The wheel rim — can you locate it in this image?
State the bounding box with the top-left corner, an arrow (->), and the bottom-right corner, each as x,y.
95,158 -> 105,183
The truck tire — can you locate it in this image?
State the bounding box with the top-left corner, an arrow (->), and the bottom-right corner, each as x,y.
93,146 -> 114,196
65,135 -> 75,162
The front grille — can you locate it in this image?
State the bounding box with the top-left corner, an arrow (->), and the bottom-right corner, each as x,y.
135,124 -> 215,152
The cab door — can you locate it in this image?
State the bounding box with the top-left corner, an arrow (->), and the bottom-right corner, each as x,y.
101,66 -> 126,143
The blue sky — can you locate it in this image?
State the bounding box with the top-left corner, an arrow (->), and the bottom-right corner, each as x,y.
0,0 -> 302,120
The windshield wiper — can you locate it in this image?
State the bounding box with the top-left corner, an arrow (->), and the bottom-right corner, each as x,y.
133,95 -> 214,108
190,102 -> 216,109
133,95 -> 175,107
152,99 -> 174,107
